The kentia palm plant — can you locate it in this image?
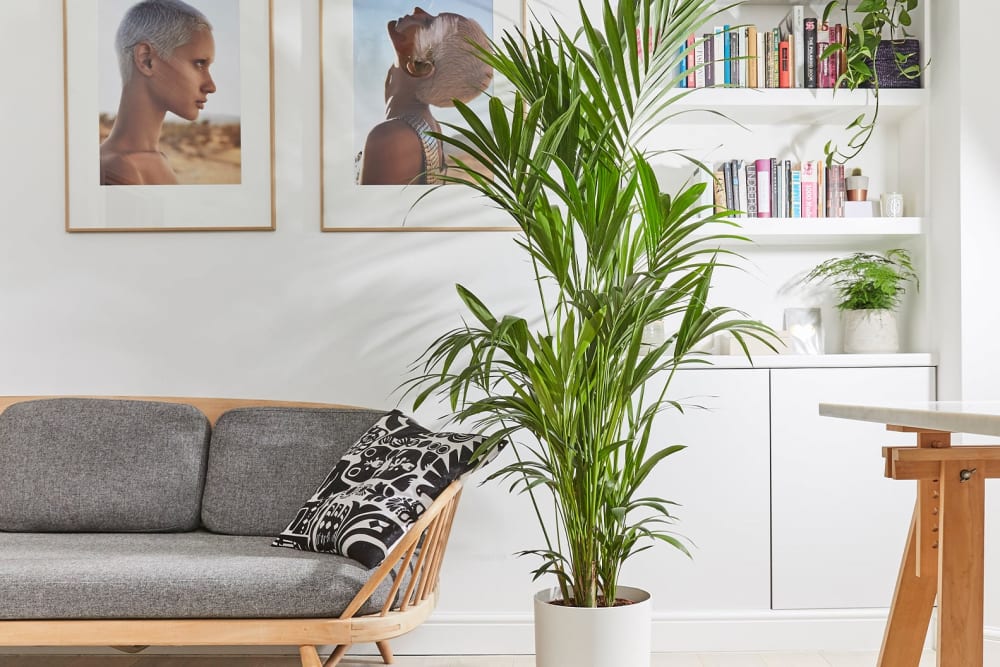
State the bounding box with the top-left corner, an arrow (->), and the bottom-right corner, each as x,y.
408,0 -> 774,611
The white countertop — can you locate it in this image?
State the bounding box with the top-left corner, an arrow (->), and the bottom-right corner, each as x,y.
819,401 -> 1000,437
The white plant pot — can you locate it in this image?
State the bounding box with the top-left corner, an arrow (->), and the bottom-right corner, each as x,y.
534,586 -> 651,667
843,309 -> 899,354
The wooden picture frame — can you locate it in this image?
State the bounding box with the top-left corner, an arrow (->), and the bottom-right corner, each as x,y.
63,0 -> 275,232
320,0 -> 523,232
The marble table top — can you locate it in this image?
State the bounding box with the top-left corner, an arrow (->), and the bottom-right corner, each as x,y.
819,401 -> 1000,437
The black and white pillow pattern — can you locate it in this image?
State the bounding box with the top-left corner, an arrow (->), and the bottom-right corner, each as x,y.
272,410 -> 498,569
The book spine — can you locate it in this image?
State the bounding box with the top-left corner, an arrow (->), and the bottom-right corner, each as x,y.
804,17 -> 817,88
817,161 -> 826,216
769,157 -> 779,217
754,158 -> 772,218
713,27 -> 725,87
738,28 -> 747,88
713,168 -> 726,212
779,41 -> 791,88
801,161 -> 817,217
836,23 -> 847,84
723,25 -> 731,85
784,159 -> 792,217
745,164 -> 758,217
730,159 -> 742,214
774,161 -> 784,217
790,169 -> 802,218
687,34 -> 696,88
703,34 -> 715,87
730,32 -> 740,87
756,32 -> 765,88
747,26 -> 758,88
735,160 -> 747,216
695,35 -> 706,88
772,29 -> 781,88
678,43 -> 687,87
793,5 -> 804,88
723,161 -> 734,210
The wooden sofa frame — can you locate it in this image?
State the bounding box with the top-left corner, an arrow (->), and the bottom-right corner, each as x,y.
0,396 -> 464,667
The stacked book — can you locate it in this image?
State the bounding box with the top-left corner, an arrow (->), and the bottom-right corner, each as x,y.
713,159 -> 847,218
676,5 -> 845,89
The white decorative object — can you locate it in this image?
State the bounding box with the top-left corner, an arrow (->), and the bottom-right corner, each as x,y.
881,192 -> 905,217
843,309 -> 899,353
534,586 -> 651,667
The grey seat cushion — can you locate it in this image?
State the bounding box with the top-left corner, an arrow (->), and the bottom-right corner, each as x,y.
0,398 -> 210,532
0,532 -> 400,619
201,406 -> 384,535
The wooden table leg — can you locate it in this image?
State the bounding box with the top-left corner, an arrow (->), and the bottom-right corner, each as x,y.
937,460 -> 986,667
878,478 -> 939,667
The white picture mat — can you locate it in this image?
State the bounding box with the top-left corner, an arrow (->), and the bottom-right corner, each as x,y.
321,0 -> 522,231
64,0 -> 273,231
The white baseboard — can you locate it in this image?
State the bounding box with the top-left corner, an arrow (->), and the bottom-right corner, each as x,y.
386,608 -> 919,655
0,610 -> 946,656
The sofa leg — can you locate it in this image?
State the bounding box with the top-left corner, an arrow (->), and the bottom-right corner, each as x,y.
299,645 -> 323,667
376,640 -> 394,664
322,644 -> 350,667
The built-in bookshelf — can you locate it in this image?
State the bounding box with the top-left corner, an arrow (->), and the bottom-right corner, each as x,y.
649,1 -> 930,356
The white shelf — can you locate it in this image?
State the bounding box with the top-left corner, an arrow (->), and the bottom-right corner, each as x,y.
667,88 -> 926,125
685,353 -> 935,369
696,217 -> 923,246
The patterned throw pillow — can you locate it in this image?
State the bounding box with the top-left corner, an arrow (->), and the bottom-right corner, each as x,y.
272,410 -> 497,569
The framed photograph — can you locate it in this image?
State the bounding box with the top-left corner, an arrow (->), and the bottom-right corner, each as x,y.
63,0 -> 274,232
321,0 -> 524,232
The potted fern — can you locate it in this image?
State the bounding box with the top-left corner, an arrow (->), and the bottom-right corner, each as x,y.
408,1 -> 773,664
801,249 -> 917,353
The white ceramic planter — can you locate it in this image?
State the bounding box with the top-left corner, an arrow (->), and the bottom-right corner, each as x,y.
843,309 -> 899,354
534,586 -> 651,667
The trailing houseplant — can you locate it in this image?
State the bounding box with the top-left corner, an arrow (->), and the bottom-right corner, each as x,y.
821,0 -> 926,165
407,0 -> 774,637
800,249 -> 917,352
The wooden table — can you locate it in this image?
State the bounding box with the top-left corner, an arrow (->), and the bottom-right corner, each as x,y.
820,401 -> 1000,667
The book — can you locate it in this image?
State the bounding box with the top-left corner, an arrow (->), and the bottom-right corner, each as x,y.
723,25 -> 731,85
779,41 -> 791,88
818,23 -> 832,87
790,169 -> 802,218
828,164 -> 845,217
687,34 -> 696,88
747,26 -> 758,88
713,27 -> 726,86
678,43 -> 687,87
735,160 -> 747,216
784,159 -> 792,218
804,17 -> 818,88
775,160 -> 785,217
703,34 -> 715,87
769,157 -> 779,216
745,163 -> 758,217
801,161 -> 818,217
754,159 -> 772,218
771,29 -> 781,88
738,27 -> 747,88
713,168 -> 726,212
730,31 -> 740,87
781,5 -> 804,88
722,161 -> 734,210
756,31 -> 765,88
817,161 -> 826,216
695,34 -> 706,88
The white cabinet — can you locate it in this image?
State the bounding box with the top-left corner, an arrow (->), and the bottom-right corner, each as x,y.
769,366 -> 936,609
631,368 -> 772,611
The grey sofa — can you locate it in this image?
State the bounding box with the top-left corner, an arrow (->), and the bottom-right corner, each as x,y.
0,396 -> 465,667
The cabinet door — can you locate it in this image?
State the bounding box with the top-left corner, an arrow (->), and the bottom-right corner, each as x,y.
628,368 -> 771,611
770,366 -> 936,610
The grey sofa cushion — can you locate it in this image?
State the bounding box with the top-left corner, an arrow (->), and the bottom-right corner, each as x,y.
201,406 -> 385,535
0,532 -> 400,619
0,398 -> 210,532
